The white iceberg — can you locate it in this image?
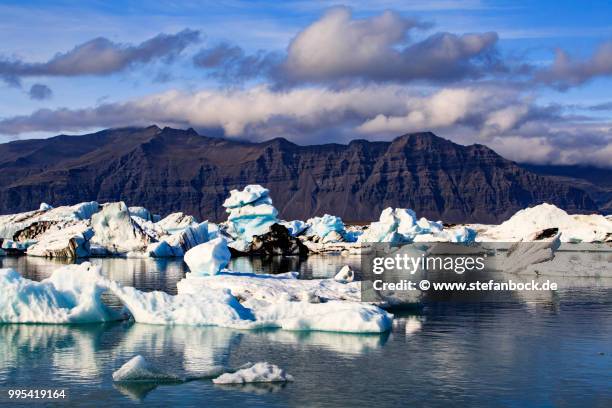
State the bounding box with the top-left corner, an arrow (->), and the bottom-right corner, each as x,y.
0,262 -> 393,333
359,207 -> 474,243
481,203 -> 611,243
0,263 -> 121,323
184,237 -> 231,276
213,362 -> 294,384
91,202 -> 154,255
112,355 -> 181,382
39,202 -> 53,211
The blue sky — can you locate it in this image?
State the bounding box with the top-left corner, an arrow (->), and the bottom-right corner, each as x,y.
1,0 -> 611,166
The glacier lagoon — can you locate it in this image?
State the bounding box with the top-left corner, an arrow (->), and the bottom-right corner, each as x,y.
1,256 -> 611,407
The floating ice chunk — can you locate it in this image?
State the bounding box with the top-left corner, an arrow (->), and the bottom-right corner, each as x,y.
39,202 -> 53,211
484,203 -> 611,243
176,273 -> 394,333
305,215 -> 347,242
223,185 -> 271,208
213,362 -> 294,384
0,263 -> 121,323
334,265 -> 354,283
112,355 -> 181,382
26,221 -> 94,258
184,237 -> 231,276
247,299 -> 393,333
91,202 -> 153,254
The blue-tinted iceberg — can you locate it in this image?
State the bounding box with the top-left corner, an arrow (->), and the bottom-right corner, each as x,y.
223,185 -> 279,251
305,214 -> 349,243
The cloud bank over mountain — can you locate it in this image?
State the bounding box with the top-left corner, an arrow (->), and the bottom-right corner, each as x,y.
0,3 -> 611,167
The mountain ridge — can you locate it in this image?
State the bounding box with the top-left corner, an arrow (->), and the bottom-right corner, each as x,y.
0,126 -> 599,223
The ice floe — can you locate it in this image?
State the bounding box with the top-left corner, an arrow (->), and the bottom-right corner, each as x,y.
213,362 -> 294,384
112,355 -> 181,382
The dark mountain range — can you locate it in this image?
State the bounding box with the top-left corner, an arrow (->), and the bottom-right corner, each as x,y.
0,126 -> 600,223
521,164 -> 612,213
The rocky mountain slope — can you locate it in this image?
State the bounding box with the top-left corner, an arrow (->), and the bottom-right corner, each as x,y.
0,126 -> 598,223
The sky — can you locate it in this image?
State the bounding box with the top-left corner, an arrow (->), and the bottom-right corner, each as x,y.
1,0 -> 611,167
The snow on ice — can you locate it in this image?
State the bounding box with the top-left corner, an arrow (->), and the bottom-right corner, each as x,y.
213,362 -> 294,384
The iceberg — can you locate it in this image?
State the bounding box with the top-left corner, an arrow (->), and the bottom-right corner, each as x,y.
25,221 -> 94,258
0,262 -> 393,333
112,355 -> 181,382
90,202 -> 154,255
39,202 -> 53,211
0,263 -> 121,323
304,214 -> 348,243
183,237 -> 231,276
481,203 -> 612,243
212,362 -> 294,384
223,185 -> 279,250
0,201 -> 99,240
359,207 -> 474,243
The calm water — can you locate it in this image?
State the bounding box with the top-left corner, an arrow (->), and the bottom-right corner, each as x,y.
1,256 -> 611,407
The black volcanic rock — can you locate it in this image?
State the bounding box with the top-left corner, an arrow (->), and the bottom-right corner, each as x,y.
0,126 -> 598,223
239,223 -> 308,257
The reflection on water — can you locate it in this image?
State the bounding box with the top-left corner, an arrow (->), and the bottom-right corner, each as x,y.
0,254 -> 360,295
1,255 -> 612,407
